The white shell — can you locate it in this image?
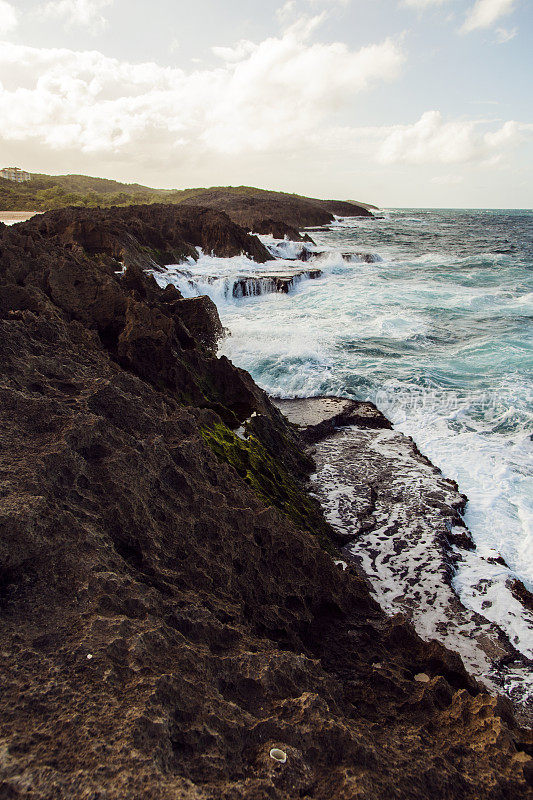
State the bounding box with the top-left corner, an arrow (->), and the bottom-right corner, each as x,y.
269,748 -> 287,763
414,672 -> 430,683
86,654 -> 93,660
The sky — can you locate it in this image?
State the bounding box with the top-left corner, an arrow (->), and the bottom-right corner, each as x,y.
0,0 -> 531,207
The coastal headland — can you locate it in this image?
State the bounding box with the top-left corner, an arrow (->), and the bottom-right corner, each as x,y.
0,199 -> 531,799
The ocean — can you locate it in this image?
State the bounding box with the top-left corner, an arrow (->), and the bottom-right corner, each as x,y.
151,208 -> 533,668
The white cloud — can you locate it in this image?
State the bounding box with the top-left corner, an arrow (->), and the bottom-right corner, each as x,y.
212,40 -> 258,63
377,110 -> 529,164
36,0 -> 114,34
277,0 -> 349,27
495,25 -> 517,41
0,26 -> 404,161
308,0 -> 351,5
461,0 -> 517,33
402,0 -> 449,8
277,1 -> 297,23
0,1 -> 18,35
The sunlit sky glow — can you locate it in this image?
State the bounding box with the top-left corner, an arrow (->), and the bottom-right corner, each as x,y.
0,0 -> 531,206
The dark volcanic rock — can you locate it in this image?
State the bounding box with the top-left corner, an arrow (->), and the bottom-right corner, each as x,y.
251,218 -> 308,242
23,203 -> 271,266
319,199 -> 374,218
0,217 -> 270,425
0,214 -> 531,799
304,399 -> 533,717
174,295 -> 224,354
509,578 -> 533,614
178,188 -> 373,230
250,218 -> 316,245
273,397 -> 392,443
232,269 -> 322,297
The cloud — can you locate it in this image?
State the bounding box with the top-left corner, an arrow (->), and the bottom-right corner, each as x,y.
461,0 -> 517,33
0,1 -> 18,35
495,25 -> 517,41
402,0 -> 449,7
212,40 -> 258,63
277,0 -> 349,26
0,26 -> 404,161
377,110 -> 529,164
35,0 -> 114,34
431,174 -> 464,184
277,1 -> 297,23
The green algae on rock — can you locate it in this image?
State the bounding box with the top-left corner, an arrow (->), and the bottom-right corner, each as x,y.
0,206 -> 531,800
200,416 -> 339,554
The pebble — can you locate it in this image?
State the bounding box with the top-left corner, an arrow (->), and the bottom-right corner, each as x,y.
414,673 -> 430,683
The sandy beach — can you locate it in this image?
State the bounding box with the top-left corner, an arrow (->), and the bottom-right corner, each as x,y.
0,211 -> 38,225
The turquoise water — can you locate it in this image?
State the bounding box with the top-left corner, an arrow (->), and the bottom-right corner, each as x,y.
154,208 -> 533,653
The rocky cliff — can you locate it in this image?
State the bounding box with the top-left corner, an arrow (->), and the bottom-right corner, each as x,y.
22,203 -> 272,266
176,188 -> 374,233
0,174 -> 375,227
0,207 -> 531,799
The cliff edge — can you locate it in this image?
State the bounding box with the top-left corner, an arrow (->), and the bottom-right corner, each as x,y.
0,208 -> 531,799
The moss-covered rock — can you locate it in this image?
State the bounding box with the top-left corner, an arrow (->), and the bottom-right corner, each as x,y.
201,417 -> 338,553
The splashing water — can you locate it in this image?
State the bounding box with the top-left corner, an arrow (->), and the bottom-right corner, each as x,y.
153,208 -> 533,660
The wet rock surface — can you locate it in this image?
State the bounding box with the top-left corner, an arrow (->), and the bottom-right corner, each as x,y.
0,215 -> 531,798
274,397 -> 392,443
162,267 -> 324,301
232,269 -> 323,297
250,218 -> 314,243
293,399 -> 533,718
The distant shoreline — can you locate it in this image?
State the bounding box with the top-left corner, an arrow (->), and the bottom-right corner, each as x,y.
0,211 -> 38,224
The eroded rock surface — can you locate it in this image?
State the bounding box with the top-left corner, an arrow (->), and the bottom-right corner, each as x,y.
250,218 -> 314,243
23,203 -> 272,266
274,397 -> 392,443
298,401 -> 533,716
0,217 -> 531,799
176,188 -> 374,231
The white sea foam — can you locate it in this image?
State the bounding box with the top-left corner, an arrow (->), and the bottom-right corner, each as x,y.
150,210 -> 533,688
382,385 -> 533,658
259,235 -> 313,261
311,425 -> 533,701
148,247 -> 324,305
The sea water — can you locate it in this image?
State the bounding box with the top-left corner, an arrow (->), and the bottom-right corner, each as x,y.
152,208 -> 533,658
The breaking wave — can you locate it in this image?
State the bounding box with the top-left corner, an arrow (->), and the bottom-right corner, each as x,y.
151,210 -> 533,677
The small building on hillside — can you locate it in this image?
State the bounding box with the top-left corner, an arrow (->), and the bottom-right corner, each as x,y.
1,167 -> 31,183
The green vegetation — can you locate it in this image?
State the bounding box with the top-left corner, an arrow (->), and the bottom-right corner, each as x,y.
0,172 -> 375,213
201,419 -> 338,554
0,174 -> 172,211
0,173 -> 308,211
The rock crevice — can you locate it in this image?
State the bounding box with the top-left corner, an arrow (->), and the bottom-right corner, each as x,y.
0,211 -> 531,799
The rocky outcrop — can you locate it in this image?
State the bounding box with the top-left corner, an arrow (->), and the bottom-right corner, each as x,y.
250,218 -> 316,243
23,203 -> 272,267
0,215 -> 531,799
162,267 -> 324,301
288,398 -> 533,717
319,199 -> 375,218
178,188 -> 373,229
273,397 -> 392,443
251,218 -> 306,241
232,269 -> 323,297
0,218 -> 269,425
